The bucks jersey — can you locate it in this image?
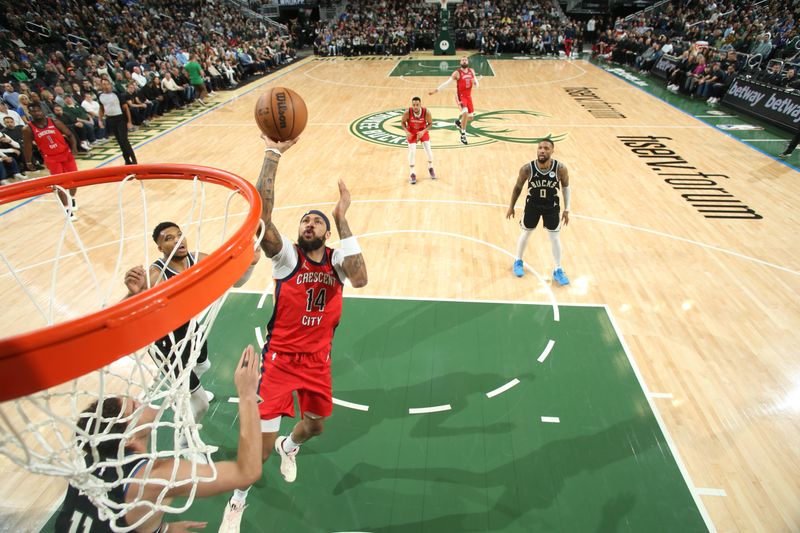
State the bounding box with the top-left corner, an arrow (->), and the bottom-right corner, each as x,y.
150,253 -> 207,392
54,455 -> 155,533
525,159 -> 561,210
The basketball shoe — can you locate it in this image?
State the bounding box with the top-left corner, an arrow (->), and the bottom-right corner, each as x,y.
460,133 -> 468,145
513,260 -> 524,277
409,173 -> 417,185
429,167 -> 436,179
219,499 -> 246,533
553,268 -> 570,286
275,436 -> 299,482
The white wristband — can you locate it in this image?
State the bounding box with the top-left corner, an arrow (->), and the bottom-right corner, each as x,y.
264,148 -> 281,157
339,236 -> 362,257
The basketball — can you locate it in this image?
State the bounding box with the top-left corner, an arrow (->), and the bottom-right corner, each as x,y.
254,87 -> 308,141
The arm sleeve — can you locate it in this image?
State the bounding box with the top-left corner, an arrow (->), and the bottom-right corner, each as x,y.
437,77 -> 453,91
331,249 -> 348,283
270,234 -> 299,279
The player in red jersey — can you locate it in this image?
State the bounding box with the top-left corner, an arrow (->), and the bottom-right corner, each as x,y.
401,96 -> 435,184
429,56 -> 479,145
22,102 -> 79,220
219,134 -> 368,533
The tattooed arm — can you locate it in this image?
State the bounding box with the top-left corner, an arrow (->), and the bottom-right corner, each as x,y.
332,180 -> 368,288
256,134 -> 298,258
506,163 -> 531,219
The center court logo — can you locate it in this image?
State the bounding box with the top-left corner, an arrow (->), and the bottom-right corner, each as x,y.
349,107 -> 568,149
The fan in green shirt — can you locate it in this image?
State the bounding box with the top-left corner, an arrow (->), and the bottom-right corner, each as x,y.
184,55 -> 208,105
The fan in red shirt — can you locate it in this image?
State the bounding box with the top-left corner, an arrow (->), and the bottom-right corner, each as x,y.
219,135 -> 369,532
22,102 -> 79,220
401,96 -> 435,185
429,56 -> 479,146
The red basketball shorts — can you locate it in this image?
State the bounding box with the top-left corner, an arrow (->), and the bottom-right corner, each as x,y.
257,347 -> 333,420
407,131 -> 430,143
457,93 -> 474,114
44,153 -> 78,175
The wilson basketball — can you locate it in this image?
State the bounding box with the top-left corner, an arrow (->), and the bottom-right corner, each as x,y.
254,87 -> 308,141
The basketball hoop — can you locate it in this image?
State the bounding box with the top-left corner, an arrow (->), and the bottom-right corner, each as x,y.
0,164 -> 261,400
0,164 -> 262,531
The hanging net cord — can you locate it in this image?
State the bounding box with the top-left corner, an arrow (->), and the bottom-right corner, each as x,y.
0,172 -> 264,533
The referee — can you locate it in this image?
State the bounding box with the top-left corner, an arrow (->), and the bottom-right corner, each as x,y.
98,78 -> 137,165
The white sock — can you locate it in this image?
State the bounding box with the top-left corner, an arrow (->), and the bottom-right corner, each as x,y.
408,142 -> 417,169
283,434 -> 300,453
194,358 -> 210,377
548,230 -> 562,269
516,229 -> 533,260
232,487 -> 250,503
190,386 -> 210,422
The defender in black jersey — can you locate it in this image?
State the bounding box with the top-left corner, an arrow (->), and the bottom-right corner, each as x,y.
54,347 -> 263,532
123,222 -> 259,433
506,139 -> 572,285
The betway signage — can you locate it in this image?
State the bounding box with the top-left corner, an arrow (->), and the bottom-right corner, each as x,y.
723,77 -> 800,131
604,67 -> 649,87
650,54 -> 680,80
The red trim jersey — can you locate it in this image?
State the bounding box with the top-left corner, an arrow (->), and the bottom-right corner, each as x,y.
456,68 -> 476,97
406,106 -> 430,143
265,244 -> 344,354
28,118 -> 71,159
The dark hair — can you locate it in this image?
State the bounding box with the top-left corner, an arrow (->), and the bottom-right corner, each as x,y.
152,221 -> 179,243
412,96 -> 421,102
539,138 -> 555,147
28,102 -> 41,110
76,397 -> 128,458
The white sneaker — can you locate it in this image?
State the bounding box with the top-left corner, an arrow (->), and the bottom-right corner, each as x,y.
219,499 -> 246,533
274,436 -> 298,482
205,390 -> 215,402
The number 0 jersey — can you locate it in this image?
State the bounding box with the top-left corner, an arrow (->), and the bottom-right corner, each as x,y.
266,236 -> 345,354
525,158 -> 562,210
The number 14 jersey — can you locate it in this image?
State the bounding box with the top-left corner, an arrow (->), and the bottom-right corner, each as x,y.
265,235 -> 345,354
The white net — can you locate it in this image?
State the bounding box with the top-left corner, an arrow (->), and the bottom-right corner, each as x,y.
0,170 -> 261,532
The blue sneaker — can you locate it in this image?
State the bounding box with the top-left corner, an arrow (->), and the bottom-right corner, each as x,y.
513,260 -> 524,277
553,268 -> 570,286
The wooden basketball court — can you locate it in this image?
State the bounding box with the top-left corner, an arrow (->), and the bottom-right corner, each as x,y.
1,54 -> 798,532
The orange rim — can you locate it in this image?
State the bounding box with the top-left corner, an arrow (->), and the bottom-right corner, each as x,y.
0,164 -> 261,402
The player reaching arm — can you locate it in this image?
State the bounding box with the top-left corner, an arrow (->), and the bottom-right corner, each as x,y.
331,179 -> 368,287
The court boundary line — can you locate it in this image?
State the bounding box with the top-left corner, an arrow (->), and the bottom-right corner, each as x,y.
604,304 -> 717,532
587,60 -> 798,171
0,59 -> 315,218
96,58 -> 314,168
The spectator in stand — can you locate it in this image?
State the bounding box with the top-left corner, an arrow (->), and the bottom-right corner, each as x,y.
80,93 -> 106,141
62,95 -> 97,148
160,72 -> 184,111
696,61 -> 724,100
